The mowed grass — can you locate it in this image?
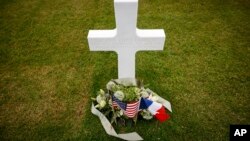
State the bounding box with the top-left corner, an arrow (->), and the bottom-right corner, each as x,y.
0,0 -> 249,140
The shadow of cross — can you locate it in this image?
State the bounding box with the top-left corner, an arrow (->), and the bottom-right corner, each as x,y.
88,0 -> 165,78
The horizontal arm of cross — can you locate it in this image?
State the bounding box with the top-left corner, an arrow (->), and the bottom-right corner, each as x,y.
88,28 -> 165,52
135,29 -> 165,51
88,29 -> 117,51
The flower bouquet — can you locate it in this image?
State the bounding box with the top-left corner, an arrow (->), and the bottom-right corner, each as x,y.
92,78 -> 172,128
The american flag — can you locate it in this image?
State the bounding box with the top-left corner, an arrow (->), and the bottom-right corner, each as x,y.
112,95 -> 140,118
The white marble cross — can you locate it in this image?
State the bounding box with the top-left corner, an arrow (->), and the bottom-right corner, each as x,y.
88,0 -> 165,78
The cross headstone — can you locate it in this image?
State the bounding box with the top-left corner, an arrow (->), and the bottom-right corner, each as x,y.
88,0 -> 165,78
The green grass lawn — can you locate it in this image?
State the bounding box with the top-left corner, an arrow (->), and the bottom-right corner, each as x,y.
0,0 -> 249,140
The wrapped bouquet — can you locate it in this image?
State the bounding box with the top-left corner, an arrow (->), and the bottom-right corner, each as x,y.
92,78 -> 172,126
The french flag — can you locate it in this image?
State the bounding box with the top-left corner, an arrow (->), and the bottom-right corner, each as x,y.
140,98 -> 170,122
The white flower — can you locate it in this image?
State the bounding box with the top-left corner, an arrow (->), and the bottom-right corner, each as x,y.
119,110 -> 123,116
140,91 -> 149,98
106,81 -> 116,90
141,110 -> 153,120
99,100 -> 106,108
96,95 -> 105,103
99,89 -> 105,96
108,99 -> 112,106
96,95 -> 102,103
114,91 -> 124,101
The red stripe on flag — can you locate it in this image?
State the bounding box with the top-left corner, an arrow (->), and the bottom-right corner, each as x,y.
112,101 -> 118,107
112,100 -> 140,118
124,101 -> 140,118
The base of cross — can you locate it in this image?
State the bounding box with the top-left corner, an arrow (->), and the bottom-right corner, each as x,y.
91,78 -> 172,140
